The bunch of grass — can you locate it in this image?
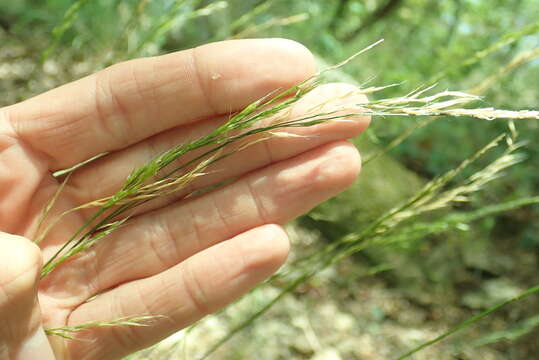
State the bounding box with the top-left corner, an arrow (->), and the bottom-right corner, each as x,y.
35,39 -> 539,357
197,122 -> 539,360
38,39 -> 539,276
0,0 -> 533,357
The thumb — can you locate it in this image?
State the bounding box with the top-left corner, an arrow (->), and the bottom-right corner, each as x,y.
0,232 -> 55,360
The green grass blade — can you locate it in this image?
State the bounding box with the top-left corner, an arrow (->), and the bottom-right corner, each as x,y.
394,284 -> 539,360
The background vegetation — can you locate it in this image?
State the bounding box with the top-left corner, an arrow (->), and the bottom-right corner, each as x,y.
1,0 -> 538,359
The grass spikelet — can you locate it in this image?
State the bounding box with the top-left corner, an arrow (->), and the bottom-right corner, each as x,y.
41,217 -> 130,278
44,316 -> 162,340
233,13 -> 309,39
34,173 -> 72,244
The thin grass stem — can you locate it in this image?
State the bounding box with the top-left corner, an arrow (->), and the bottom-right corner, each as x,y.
394,284 -> 539,360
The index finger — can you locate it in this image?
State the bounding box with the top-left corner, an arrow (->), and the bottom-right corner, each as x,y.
7,39 -> 316,170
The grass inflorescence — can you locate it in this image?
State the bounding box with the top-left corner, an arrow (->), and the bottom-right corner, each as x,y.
45,316 -> 162,340
198,120 -> 539,360
36,41 -> 539,354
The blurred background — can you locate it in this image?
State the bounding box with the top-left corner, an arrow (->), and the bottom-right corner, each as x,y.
1,0 -> 538,359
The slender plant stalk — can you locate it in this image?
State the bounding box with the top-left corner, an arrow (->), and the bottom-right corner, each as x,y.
233,13 -> 309,39
394,284 -> 539,360
380,196 -> 539,246
228,0 -> 273,35
428,21 -> 539,84
34,173 -> 71,243
41,0 -> 91,62
363,117 -> 433,165
129,0 -> 228,58
469,46 -> 539,95
198,126 -> 535,359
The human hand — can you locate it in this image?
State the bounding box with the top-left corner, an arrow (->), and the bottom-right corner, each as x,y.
0,39 -> 369,360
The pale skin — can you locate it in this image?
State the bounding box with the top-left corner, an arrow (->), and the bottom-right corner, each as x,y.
0,38 -> 370,360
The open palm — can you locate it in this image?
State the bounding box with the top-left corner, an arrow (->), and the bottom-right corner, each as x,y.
0,39 -> 369,360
